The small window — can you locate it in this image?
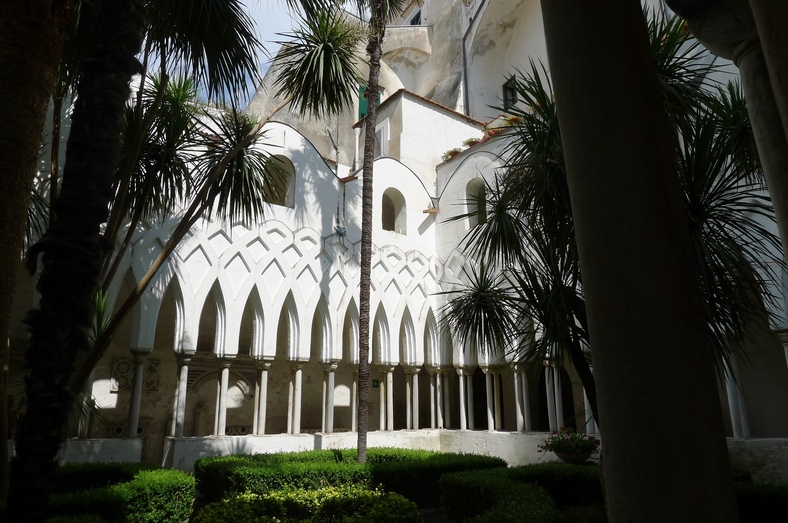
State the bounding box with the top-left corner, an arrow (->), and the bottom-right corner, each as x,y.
263,155 -> 295,208
382,188 -> 407,234
410,10 -> 421,25
374,119 -> 389,158
502,77 -> 518,110
466,178 -> 487,228
358,85 -> 381,120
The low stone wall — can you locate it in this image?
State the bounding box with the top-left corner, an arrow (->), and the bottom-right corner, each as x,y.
166,429 -> 561,472
60,438 -> 143,464
727,438 -> 788,483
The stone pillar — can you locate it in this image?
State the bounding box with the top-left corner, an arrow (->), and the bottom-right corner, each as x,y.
216,360 -> 232,436
287,367 -> 295,434
466,373 -> 475,430
352,369 -> 359,432
412,371 -> 419,430
545,366 -> 557,432
292,363 -> 303,434
429,371 -> 437,428
749,0 -> 788,144
324,363 -> 337,433
436,370 -> 444,429
457,369 -> 467,430
386,367 -> 394,430
484,370 -> 495,431
513,365 -> 525,432
79,370 -> 95,439
522,372 -> 532,432
405,369 -> 413,430
492,372 -> 501,430
553,366 -> 564,428
443,370 -> 452,428
173,355 -> 191,437
379,368 -> 387,431
126,350 -> 149,438
254,362 -> 270,435
541,1 -> 738,518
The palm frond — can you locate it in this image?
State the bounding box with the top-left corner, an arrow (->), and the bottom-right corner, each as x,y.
274,9 -> 363,118
146,0 -> 265,101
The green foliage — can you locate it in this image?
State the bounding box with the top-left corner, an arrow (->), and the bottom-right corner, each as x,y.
439,468 -> 556,523
52,462 -> 158,494
507,463 -> 604,509
735,482 -> 788,523
46,516 -> 110,523
553,505 -> 608,523
195,448 -> 506,506
194,485 -> 422,523
537,428 -> 600,456
48,468 -> 194,523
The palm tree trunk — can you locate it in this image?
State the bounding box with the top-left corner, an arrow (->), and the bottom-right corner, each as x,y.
540,1 -> 736,521
357,10 -> 385,465
7,1 -> 143,520
0,0 -> 76,502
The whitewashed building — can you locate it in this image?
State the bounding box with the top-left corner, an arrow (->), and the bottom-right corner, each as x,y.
9,0 -> 788,476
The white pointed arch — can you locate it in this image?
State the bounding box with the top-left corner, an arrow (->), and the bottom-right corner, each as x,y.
372,304 -> 391,365
275,291 -> 300,361
342,299 -> 360,364
310,294 -> 333,362
399,308 -> 417,366
424,308 -> 441,367
195,280 -> 228,357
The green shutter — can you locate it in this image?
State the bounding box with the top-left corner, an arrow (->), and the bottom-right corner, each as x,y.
358,85 -> 368,120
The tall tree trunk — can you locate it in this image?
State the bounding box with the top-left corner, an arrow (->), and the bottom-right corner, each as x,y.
357,10 -> 385,465
7,0 -> 143,520
0,0 -> 77,502
540,1 -> 737,521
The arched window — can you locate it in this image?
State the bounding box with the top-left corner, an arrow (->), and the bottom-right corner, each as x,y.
382,188 -> 407,234
466,178 -> 487,228
264,155 -> 295,208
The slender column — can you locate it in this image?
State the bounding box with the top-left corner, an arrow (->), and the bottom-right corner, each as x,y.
484,370 -> 495,431
127,351 -> 148,438
513,365 -> 525,432
436,371 -> 444,429
216,360 -> 231,436
379,367 -> 387,430
292,364 -> 303,434
545,366 -> 557,432
405,370 -> 413,430
734,355 -> 751,438
554,367 -> 564,428
321,370 -> 328,433
726,370 -> 743,438
457,369 -> 467,430
351,369 -> 359,432
493,372 -> 501,430
214,379 -> 221,435
386,367 -> 394,430
442,370 -> 451,428
412,371 -> 419,429
584,388 -> 597,434
466,373 -> 475,430
255,362 -> 270,435
324,363 -> 337,433
174,355 -> 191,437
287,367 -> 295,434
522,372 -> 532,432
429,371 -> 437,429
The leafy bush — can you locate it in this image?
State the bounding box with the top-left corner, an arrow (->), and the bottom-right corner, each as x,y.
194,486 -> 422,523
195,448 -> 505,505
439,468 -> 556,523
507,463 -> 604,508
736,482 -> 788,523
46,516 -> 110,523
53,462 -> 157,493
369,453 -> 506,507
49,469 -> 194,523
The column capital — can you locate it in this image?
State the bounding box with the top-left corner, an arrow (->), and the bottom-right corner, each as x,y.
290,362 -> 304,371
378,366 -> 395,374
775,328 -> 788,345
129,347 -> 152,360
218,357 -> 234,369
323,362 -> 339,372
256,360 -> 273,371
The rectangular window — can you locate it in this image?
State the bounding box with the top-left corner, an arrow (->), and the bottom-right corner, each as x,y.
410,10 -> 422,25
374,119 -> 389,158
502,77 -> 518,110
358,85 -> 382,120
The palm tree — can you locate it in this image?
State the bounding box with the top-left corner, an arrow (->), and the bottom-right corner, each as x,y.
443,11 -> 778,431
9,3 -> 361,520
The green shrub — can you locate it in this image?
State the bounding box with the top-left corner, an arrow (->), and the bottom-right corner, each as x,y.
194,485 -> 422,523
49,469 -> 194,523
194,448 -> 504,505
53,462 -> 157,493
554,505 -> 608,523
736,482 -> 788,523
46,516 -> 110,523
440,468 -> 556,523
369,453 -> 506,507
507,463 -> 604,508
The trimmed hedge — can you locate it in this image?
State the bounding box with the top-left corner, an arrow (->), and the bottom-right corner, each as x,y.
47,516 -> 109,523
195,448 -> 506,506
52,462 -> 158,494
439,468 -> 556,523
506,463 -> 604,508
49,469 -> 195,523
193,486 -> 422,523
